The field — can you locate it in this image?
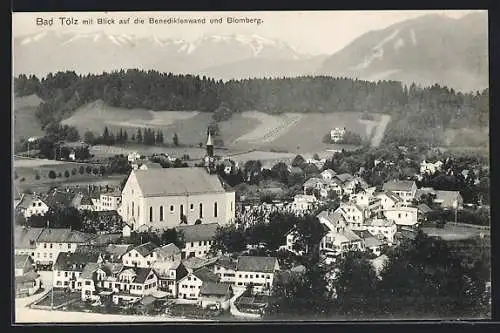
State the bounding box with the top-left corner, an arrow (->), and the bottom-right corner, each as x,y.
13,95 -> 44,142
63,100 -> 390,155
421,224 -> 484,241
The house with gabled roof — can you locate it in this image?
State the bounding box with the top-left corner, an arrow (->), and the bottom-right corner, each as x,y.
176,223 -> 219,259
363,216 -> 397,243
336,202 -> 366,230
119,168 -> 236,231
122,242 -> 159,268
382,180 -> 417,203
234,256 -> 279,295
213,256 -> 237,285
15,254 -> 35,277
53,251 -> 103,290
14,226 -> 44,258
105,244 -> 134,262
21,194 -> 51,219
376,191 -> 404,210
199,281 -> 233,310
78,262 -> 158,304
34,228 -> 95,270
177,266 -> 220,300
321,169 -> 337,181
352,230 -> 386,256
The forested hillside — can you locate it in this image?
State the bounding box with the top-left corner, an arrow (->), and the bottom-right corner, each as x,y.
14,70 -> 488,147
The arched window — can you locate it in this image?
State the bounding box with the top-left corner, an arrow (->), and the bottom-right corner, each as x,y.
160,206 -> 164,221
214,202 -> 218,218
132,202 -> 134,216
170,205 -> 174,212
149,207 -> 153,222
199,203 -> 203,219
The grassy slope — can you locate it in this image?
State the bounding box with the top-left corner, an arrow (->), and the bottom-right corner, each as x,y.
13,95 -> 44,142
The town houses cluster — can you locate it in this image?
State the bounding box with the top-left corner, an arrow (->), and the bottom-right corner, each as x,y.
14,133 -> 467,313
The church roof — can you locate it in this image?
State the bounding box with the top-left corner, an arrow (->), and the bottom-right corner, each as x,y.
207,132 -> 213,146
132,168 -> 227,197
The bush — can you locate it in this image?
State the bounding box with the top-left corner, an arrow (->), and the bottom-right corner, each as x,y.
86,166 -> 92,174
79,166 -> 85,175
20,177 -> 25,182
92,167 -> 99,175
64,170 -> 70,178
57,172 -> 62,178
71,168 -> 77,175
48,170 -> 57,179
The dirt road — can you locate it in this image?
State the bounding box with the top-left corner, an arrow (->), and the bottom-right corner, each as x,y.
370,115 -> 391,147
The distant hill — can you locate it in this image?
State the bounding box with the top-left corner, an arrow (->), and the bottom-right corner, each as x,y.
318,12 -> 488,92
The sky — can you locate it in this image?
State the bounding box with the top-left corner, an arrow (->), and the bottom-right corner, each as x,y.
12,10 -> 480,55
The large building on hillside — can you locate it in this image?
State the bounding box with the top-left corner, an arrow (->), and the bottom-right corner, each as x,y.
119,167 -> 236,231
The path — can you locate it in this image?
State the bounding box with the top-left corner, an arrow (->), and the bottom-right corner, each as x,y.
228,288 -> 261,320
370,115 -> 391,147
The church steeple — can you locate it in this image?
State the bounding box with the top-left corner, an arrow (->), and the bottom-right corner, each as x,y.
206,131 -> 214,157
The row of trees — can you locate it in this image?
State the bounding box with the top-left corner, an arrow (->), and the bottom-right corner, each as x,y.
267,232 -> 490,319
84,127 -> 169,147
14,71 -> 488,147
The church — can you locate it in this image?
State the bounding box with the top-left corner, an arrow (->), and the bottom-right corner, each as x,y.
118,132 -> 236,231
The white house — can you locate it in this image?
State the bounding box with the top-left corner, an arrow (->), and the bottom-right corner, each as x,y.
321,169 -> 337,182
23,196 -> 50,218
336,203 -> 366,230
128,152 -> 142,163
176,223 -> 219,259
213,256 -> 237,285
317,210 -> 364,263
382,180 -> 417,204
330,127 -> 346,142
97,190 -> 122,211
53,252 -> 103,289
364,217 -> 398,244
420,160 -> 444,175
119,168 -> 236,231
376,191 -> 404,210
349,187 -> 378,209
151,245 -> 189,298
14,227 -> 44,258
15,255 -> 41,297
177,267 -> 220,300
382,207 -> 419,228
122,242 -> 159,268
33,228 -> 95,270
291,194 -> 317,214
234,256 -> 279,295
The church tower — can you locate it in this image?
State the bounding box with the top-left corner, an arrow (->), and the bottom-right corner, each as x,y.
204,130 -> 216,173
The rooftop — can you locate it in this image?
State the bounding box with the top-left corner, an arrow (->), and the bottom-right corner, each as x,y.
153,243 -> 181,259
105,244 -> 134,258
14,227 -> 44,249
132,168 -> 227,197
54,252 -> 100,272
200,281 -> 232,296
132,242 -> 158,258
37,228 -> 94,244
236,256 -> 278,273
192,266 -> 219,283
15,254 -> 32,269
383,180 -> 416,192
176,223 -> 219,243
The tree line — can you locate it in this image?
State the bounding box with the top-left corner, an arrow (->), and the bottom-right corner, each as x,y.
14,70 -> 488,147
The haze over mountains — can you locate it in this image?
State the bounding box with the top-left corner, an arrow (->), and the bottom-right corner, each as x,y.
13,12 -> 488,92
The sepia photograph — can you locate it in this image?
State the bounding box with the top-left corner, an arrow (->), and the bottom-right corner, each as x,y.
12,10 -> 490,323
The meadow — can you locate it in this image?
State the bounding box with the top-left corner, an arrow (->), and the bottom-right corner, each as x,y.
13,95 -> 44,142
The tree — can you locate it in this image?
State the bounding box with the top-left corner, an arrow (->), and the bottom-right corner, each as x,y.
48,170 -> 56,179
271,162 -> 290,184
210,225 -> 247,255
292,155 -> 306,168
83,131 -> 96,144
291,214 -> 326,260
173,133 -> 179,147
244,160 -> 262,185
64,170 -> 70,178
86,166 -> 92,174
79,166 -> 85,175
136,129 -> 143,144
333,252 -> 378,317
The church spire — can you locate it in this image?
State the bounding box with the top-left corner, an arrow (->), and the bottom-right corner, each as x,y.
206,131 -> 213,147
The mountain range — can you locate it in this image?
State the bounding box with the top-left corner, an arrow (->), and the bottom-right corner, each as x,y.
13,12 -> 488,92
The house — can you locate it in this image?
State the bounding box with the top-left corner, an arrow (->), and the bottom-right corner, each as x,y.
22,195 -> 50,218
77,194 -> 98,211
317,210 -> 364,262
352,230 -> 385,256
14,226 -> 44,258
176,223 -> 219,259
284,224 -> 327,256
213,256 -> 237,285
349,187 -> 379,209
382,207 -> 419,228
234,256 -> 279,295
15,270 -> 41,298
382,180 -> 417,204
433,190 -> 464,210
34,228 -> 95,270
321,169 -> 337,182
152,259 -> 189,298
336,203 -> 366,230
104,244 -> 134,263
291,194 -> 317,214
376,191 -> 403,210
330,127 -> 346,142
122,242 -> 159,268
420,160 -> 444,175
15,254 -> 35,277
128,152 -> 142,163
177,267 -> 220,300
79,262 -> 158,304
343,177 -> 369,195
364,217 -> 397,243
199,282 -> 233,310
122,224 -> 132,238
182,256 -> 218,274
53,252 -> 102,290
119,168 -> 236,230
97,190 -> 122,211
417,203 -> 432,221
